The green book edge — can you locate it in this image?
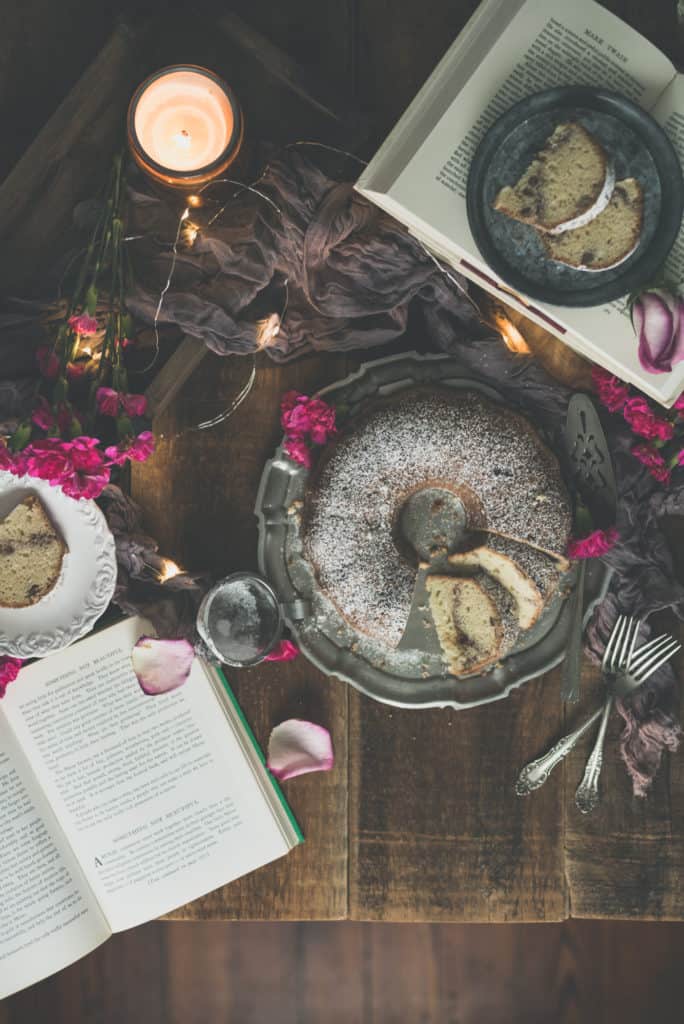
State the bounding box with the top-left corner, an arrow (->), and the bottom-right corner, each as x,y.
215,667 -> 304,844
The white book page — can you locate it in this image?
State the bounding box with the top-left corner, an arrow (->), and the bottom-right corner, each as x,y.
652,76 -> 684,287
0,713 -> 108,999
390,0 -> 673,244
1,619 -> 293,933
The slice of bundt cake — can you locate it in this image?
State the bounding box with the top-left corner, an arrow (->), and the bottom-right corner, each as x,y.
426,575 -> 503,676
0,495 -> 66,608
493,122 -> 613,232
542,177 -> 643,270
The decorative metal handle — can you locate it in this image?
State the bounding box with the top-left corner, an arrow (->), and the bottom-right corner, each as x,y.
575,696 -> 613,814
515,706 -> 603,796
560,559 -> 587,704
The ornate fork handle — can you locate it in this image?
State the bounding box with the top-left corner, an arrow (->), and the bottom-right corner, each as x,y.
515,707 -> 603,796
575,697 -> 613,814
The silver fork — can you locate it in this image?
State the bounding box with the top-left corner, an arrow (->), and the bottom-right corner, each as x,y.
575,627 -> 681,813
516,615 -> 639,796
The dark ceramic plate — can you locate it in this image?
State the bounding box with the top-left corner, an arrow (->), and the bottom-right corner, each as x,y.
467,86 -> 683,307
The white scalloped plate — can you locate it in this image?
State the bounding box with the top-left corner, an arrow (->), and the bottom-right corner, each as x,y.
0,470 -> 116,658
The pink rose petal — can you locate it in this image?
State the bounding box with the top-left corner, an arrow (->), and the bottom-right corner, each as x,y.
267,719 -> 334,781
636,291 -> 677,373
264,639 -> 299,662
132,636 -> 195,695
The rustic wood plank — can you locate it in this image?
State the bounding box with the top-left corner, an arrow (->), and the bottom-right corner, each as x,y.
132,350 -> 356,920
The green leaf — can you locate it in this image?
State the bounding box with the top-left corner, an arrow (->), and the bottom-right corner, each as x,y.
53,377 -> 68,404
574,500 -> 594,537
10,422 -> 32,451
85,285 -> 98,316
116,414 -> 133,440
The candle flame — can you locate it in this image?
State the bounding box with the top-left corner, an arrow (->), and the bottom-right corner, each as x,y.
159,558 -> 182,582
492,311 -> 531,354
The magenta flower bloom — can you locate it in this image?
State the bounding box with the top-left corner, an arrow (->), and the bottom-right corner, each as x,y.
66,362 -> 86,380
567,527 -> 619,560
105,430 -> 155,466
68,313 -> 99,337
280,391 -> 336,444
622,397 -> 674,441
674,393 -> 684,412
631,443 -> 671,485
0,657 -> 23,698
283,436 -> 312,468
24,438 -> 73,484
264,639 -> 299,662
31,396 -> 55,432
0,444 -> 21,475
591,366 -> 630,412
36,346 -> 59,380
23,436 -> 110,499
96,387 -> 120,417
632,289 -> 684,374
120,393 -> 147,417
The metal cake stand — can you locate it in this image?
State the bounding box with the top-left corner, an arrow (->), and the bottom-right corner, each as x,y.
255,352 -> 610,710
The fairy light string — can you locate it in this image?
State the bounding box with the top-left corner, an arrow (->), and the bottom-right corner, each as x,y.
138,140 -> 486,440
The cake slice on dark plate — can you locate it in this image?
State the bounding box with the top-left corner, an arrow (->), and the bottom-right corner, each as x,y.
542,177 -> 644,270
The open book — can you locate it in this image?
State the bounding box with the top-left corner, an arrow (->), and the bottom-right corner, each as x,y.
0,617 -> 301,998
356,0 -> 684,406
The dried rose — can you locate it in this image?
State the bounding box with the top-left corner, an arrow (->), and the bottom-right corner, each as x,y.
105,430 -> 155,466
633,289 -> 684,374
567,527 -> 619,560
266,719 -> 334,781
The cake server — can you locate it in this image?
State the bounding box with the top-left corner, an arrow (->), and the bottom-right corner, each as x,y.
396,487 -> 470,655
560,393 -> 617,703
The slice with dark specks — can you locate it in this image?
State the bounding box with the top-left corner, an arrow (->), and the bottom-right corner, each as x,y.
426,575 -> 503,676
0,495 -> 66,607
542,177 -> 644,271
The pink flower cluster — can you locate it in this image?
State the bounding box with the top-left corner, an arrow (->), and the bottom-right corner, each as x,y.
622,397 -> 673,442
631,443 -> 672,485
1,431 -> 155,499
68,313 -> 99,336
567,527 -> 619,560
96,387 -> 147,418
0,657 -> 23,698
264,639 -> 299,662
591,367 -> 629,413
280,391 -> 337,469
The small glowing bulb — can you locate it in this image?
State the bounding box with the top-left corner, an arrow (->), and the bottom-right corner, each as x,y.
171,128 -> 192,150
187,194 -> 202,208
159,558 -> 182,582
180,207 -> 190,221
256,313 -> 281,348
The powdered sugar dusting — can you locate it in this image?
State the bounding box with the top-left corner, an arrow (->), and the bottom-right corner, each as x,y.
304,389 -> 571,656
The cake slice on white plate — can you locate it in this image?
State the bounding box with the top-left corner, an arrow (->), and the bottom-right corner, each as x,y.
493,121 -> 614,233
0,495 -> 67,608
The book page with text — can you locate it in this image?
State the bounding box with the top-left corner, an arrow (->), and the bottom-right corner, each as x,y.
652,76 -> 684,288
0,713 -> 108,999
1,619 -> 294,932
390,0 -> 674,254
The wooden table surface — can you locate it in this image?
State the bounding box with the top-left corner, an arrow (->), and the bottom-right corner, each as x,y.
126,0 -> 684,924
3,0 -> 682,924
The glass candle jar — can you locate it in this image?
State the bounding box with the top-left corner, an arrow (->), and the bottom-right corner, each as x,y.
196,572 -> 283,667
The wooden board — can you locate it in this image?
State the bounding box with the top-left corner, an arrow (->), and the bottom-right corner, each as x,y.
1,0 -> 683,924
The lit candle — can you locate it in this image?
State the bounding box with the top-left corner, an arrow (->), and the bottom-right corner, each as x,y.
127,66 -> 243,188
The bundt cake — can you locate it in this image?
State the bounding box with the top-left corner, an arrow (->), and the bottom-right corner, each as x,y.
302,388 -> 572,677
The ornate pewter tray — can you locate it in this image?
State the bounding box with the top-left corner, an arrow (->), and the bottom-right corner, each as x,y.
255,353 -> 610,709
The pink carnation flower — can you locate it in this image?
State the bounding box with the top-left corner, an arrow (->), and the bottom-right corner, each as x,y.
591,366 -> 630,413
674,393 -> 684,412
264,639 -> 299,662
632,443 -> 672,484
23,436 -> 110,499
36,346 -> 59,380
284,436 -> 312,468
0,444 -> 20,475
96,387 -> 120,417
567,527 -> 619,560
280,391 -> 336,445
622,397 -> 674,441
68,313 -> 99,336
305,398 -> 337,444
121,393 -> 147,417
31,396 -> 55,431
0,657 -> 23,698
105,430 -> 155,466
